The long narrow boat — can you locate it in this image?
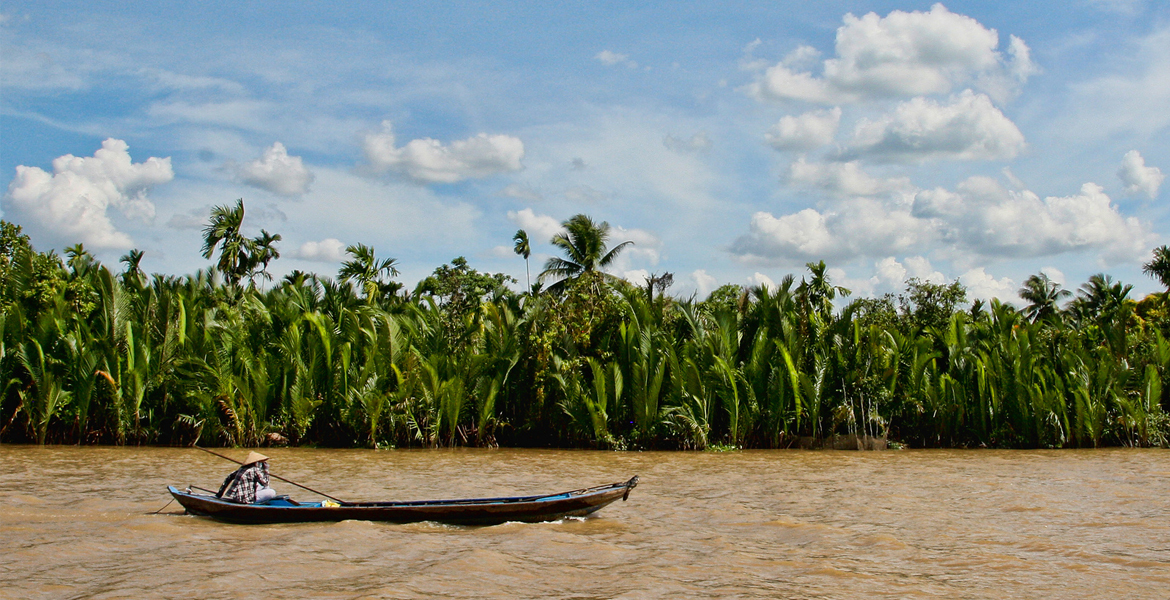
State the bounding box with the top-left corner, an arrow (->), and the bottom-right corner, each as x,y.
168,476 -> 638,525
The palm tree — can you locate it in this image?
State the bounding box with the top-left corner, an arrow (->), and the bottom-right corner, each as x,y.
247,229 -> 282,284
119,249 -> 146,288
1070,273 -> 1133,322
796,260 -> 850,319
339,243 -> 400,303
1018,272 -> 1070,323
538,214 -> 633,292
512,230 -> 531,292
201,199 -> 249,285
1143,245 -> 1170,290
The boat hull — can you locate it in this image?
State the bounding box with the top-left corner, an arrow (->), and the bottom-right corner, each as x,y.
168,476 -> 638,525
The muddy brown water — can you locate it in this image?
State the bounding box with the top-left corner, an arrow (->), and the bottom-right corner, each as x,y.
2,446 -> 1168,599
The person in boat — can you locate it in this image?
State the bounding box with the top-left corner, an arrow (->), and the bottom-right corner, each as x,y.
216,451 -> 277,503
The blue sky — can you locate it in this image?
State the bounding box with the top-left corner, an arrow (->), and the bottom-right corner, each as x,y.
2,1 -> 1168,302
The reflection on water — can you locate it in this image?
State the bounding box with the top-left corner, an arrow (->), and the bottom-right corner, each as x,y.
2,446 -> 1168,599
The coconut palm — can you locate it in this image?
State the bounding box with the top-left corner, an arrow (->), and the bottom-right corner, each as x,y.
1018,272 -> 1071,323
538,214 -> 633,292
1143,245 -> 1170,290
512,230 -> 531,292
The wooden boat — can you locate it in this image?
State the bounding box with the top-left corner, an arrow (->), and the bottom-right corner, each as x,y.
167,476 -> 638,525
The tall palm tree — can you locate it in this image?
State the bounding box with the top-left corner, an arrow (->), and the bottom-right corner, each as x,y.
796,260 -> 849,319
512,230 -> 531,292
1018,272 -> 1070,323
339,243 -> 400,303
1143,245 -> 1170,290
538,214 -> 633,292
119,249 -> 146,288
201,199 -> 249,285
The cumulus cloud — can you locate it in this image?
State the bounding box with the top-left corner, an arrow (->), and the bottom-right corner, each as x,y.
914,177 -> 1155,262
766,107 -> 841,151
735,170 -> 1154,264
843,91 -> 1025,163
731,197 -> 927,263
749,272 -> 777,291
292,238 -> 347,263
787,158 -> 913,198
1118,150 -> 1164,199
748,4 -> 1035,104
362,121 -> 524,184
3,139 -> 173,250
231,142 -> 314,196
507,208 -> 565,243
691,269 -> 718,298
960,267 -> 1016,301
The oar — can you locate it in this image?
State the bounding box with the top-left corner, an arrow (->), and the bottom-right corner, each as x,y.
194,445 -> 349,504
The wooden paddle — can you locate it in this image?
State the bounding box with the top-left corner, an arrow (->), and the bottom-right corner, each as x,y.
194,445 -> 349,504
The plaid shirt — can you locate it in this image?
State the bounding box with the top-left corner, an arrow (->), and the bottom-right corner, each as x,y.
217,462 -> 270,503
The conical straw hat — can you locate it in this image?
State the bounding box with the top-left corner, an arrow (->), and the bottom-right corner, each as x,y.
242,451 -> 269,466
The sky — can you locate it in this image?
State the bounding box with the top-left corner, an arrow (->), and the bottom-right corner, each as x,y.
2,1 -> 1168,303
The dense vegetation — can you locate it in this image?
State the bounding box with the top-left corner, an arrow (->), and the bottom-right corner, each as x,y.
2,205 -> 1169,449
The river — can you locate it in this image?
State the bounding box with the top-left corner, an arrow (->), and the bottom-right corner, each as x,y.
2,446 -> 1168,599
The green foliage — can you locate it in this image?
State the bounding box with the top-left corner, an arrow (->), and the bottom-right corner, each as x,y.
2,215 -> 1168,450
899,277 -> 968,332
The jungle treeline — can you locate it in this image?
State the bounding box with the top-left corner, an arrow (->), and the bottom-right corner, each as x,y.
2,205 -> 1169,450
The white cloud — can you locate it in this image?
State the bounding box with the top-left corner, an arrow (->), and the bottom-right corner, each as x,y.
914,177 -> 1156,262
903,256 -> 947,283
623,269 -> 650,286
960,267 -> 1016,301
782,45 -> 822,70
663,132 -> 713,154
748,4 -> 1034,104
736,171 -> 1155,265
1118,150 -> 1164,199
766,107 -> 841,151
787,158 -> 912,198
843,91 -> 1025,163
731,197 -> 927,264
874,256 -> 908,288
1040,266 -> 1066,286
362,121 -> 524,184
292,238 -> 347,263
507,208 -> 565,243
232,142 -> 314,196
609,225 -> 663,270
691,269 -> 718,298
3,139 -> 173,250
749,272 -> 777,291
596,50 -> 638,69
734,209 -> 835,260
